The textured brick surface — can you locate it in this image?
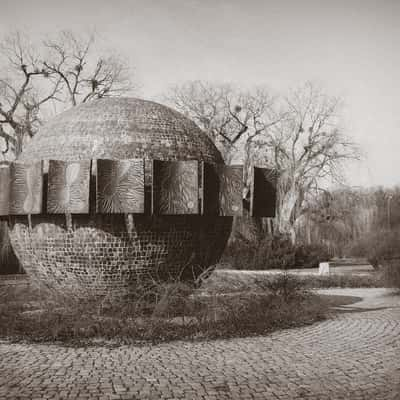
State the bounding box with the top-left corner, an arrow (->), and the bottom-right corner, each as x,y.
10,98 -> 230,292
0,288 -> 399,400
9,215 -> 231,293
18,98 -> 223,164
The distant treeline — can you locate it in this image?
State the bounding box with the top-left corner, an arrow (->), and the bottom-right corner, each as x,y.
296,186 -> 400,256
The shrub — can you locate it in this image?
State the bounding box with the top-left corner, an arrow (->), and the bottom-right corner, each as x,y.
222,235 -> 331,270
294,243 -> 332,268
221,235 -> 295,270
262,273 -> 303,301
381,258 -> 400,289
347,229 -> 395,267
347,228 -> 400,288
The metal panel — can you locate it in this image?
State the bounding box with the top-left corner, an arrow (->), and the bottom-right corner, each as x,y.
47,160 -> 91,214
9,161 -> 43,215
201,162 -> 219,215
96,159 -> 145,214
202,163 -> 243,216
250,166 -> 278,217
152,160 -> 199,215
0,164 -> 10,216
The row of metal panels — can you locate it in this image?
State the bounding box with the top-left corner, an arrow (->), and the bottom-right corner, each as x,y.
0,160 -> 277,217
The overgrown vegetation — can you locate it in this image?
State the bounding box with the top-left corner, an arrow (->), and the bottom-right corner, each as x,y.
221,235 -> 331,270
0,274 -> 328,345
298,186 -> 400,259
347,228 -> 400,288
381,259 -> 400,289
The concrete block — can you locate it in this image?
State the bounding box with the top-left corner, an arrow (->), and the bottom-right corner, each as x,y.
319,262 -> 330,275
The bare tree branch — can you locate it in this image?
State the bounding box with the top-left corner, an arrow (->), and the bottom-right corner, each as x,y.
0,29 -> 136,158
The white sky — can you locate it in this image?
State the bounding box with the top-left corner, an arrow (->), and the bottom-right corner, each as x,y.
1,0 -> 399,188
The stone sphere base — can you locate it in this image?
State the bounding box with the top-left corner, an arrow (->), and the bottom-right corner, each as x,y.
9,215 -> 232,294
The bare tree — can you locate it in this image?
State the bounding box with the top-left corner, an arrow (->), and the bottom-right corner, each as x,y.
42,31 -> 132,107
0,30 -> 134,158
164,81 -> 282,168
270,82 -> 360,242
165,81 -> 285,241
0,32 -> 57,156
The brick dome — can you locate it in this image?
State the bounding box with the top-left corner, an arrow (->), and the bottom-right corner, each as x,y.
19,97 -> 223,163
9,98 -> 232,295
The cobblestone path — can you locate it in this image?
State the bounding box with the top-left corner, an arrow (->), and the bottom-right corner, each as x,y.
0,288 -> 399,400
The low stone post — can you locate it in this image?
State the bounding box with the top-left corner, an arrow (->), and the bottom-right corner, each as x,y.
319,262 -> 330,276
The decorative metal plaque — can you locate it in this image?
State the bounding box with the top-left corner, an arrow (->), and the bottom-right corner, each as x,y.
202,163 -> 243,216
47,160 -> 91,214
152,160 -> 199,215
96,159 -> 145,214
9,161 -> 43,215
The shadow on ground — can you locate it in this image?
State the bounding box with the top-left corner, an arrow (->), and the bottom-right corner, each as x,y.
317,293 -> 392,314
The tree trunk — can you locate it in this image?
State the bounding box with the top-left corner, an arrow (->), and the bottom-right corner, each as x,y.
277,185 -> 299,244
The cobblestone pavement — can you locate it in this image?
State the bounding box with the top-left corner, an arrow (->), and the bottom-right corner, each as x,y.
0,288 -> 399,400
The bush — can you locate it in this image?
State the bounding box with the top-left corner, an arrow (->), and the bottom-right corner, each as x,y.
347,229 -> 395,267
347,228 -> 400,288
381,258 -> 400,288
222,235 -> 331,270
221,235 -> 295,270
294,243 -> 332,268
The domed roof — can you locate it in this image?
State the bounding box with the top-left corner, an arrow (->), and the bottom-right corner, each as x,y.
19,97 -> 223,163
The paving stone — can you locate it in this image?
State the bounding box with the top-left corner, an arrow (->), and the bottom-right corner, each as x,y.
0,288 -> 399,399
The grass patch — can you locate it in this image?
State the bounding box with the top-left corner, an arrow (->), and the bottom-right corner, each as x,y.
206,269 -> 385,292
0,275 -> 328,345
296,273 -> 385,289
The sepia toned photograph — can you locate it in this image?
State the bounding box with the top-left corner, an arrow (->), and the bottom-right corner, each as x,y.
0,1 -> 399,399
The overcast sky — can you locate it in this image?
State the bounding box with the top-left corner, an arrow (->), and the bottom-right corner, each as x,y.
1,0 -> 399,187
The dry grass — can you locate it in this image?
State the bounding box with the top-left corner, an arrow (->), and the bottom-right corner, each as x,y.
0,273 -> 328,345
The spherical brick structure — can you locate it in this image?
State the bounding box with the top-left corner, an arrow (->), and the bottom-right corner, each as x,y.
9,98 -> 232,294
